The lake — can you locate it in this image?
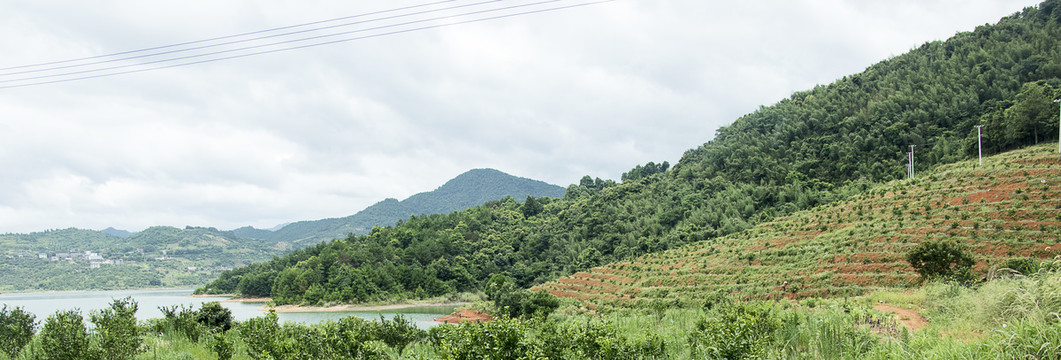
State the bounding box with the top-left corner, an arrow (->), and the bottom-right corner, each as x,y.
0,288 -> 457,329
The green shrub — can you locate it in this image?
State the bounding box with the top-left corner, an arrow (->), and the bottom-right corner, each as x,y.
90,297 -> 142,360
39,310 -> 92,360
432,316 -> 531,360
486,274 -> 560,318
905,240 -> 975,281
237,311 -> 281,360
196,301 -> 234,332
236,312 -> 394,360
1003,257 -> 1041,275
210,332 -> 234,360
535,318 -> 665,360
376,314 -> 424,356
157,304 -> 205,342
688,302 -> 780,359
0,305 -> 36,359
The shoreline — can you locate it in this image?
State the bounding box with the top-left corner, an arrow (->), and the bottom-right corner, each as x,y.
0,287 -> 197,295
264,302 -> 470,313
222,297 -> 272,303
188,293 -> 235,298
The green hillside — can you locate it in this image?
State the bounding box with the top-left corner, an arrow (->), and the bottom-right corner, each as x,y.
242,168 -> 566,246
0,228 -> 122,253
0,226 -> 286,291
538,144 -> 1061,306
199,1 -> 1061,304
0,169 -> 563,291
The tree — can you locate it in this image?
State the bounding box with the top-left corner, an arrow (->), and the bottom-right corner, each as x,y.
377,314 -> 425,357
90,297 -> 142,360
520,289 -> 560,318
237,270 -> 275,298
237,311 -> 281,360
522,196 -> 543,218
197,301 -> 234,333
484,274 -> 516,303
905,240 -> 975,281
1005,81 -> 1057,145
39,310 -> 92,360
0,305 -> 36,359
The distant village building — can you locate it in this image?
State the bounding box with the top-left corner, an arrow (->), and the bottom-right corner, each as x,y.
88,259 -> 124,269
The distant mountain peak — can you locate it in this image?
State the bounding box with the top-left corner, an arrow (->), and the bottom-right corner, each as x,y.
265,168 -> 565,245
100,227 -> 134,238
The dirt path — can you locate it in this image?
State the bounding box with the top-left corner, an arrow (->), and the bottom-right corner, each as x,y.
873,304 -> 928,331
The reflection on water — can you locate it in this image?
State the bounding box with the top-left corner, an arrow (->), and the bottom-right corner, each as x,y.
0,289 -> 457,328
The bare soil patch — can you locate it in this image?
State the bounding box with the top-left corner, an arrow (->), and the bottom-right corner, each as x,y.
435,309 -> 493,324
873,303 -> 928,331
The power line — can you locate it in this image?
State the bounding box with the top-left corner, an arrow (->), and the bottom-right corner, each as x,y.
0,0 -> 562,82
0,0 -> 503,77
0,0 -> 614,89
0,0 -> 468,72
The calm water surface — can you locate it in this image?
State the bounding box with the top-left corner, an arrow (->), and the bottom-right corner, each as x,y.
0,289 -> 456,328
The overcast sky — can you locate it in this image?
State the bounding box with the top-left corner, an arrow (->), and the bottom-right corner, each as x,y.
0,0 -> 1039,233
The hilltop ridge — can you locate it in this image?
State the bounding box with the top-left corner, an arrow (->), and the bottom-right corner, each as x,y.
244,168 -> 565,246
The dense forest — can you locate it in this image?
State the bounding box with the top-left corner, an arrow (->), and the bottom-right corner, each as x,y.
199,1 -> 1061,305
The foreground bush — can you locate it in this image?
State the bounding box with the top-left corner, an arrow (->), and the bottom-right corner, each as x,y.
89,297 -> 142,360
38,310 -> 91,359
0,305 -> 36,358
151,300 -> 234,343
238,311 -> 390,360
688,301 -> 780,359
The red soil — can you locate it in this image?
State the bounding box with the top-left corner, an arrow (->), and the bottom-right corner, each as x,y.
435,309 -> 493,324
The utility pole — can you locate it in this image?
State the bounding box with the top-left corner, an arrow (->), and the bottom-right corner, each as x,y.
1054,99 -> 1060,154
975,125 -> 984,166
908,145 -> 916,179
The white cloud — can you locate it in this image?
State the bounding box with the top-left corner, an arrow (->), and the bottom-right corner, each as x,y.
0,0 -> 1040,233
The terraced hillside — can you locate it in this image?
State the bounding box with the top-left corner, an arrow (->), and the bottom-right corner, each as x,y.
537,144 -> 1061,307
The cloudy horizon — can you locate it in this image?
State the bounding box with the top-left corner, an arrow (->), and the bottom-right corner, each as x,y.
0,0 -> 1040,233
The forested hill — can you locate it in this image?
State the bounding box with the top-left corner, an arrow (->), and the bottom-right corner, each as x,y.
198,1 -> 1061,305
239,168 -> 565,246
0,226 -> 286,291
676,2 -> 1061,186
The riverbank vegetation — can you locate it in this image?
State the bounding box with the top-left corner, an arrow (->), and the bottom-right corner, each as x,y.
5,259 -> 1061,359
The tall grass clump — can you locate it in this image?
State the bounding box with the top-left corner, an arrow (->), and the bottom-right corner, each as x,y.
906,257 -> 1061,358
775,308 -> 882,359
